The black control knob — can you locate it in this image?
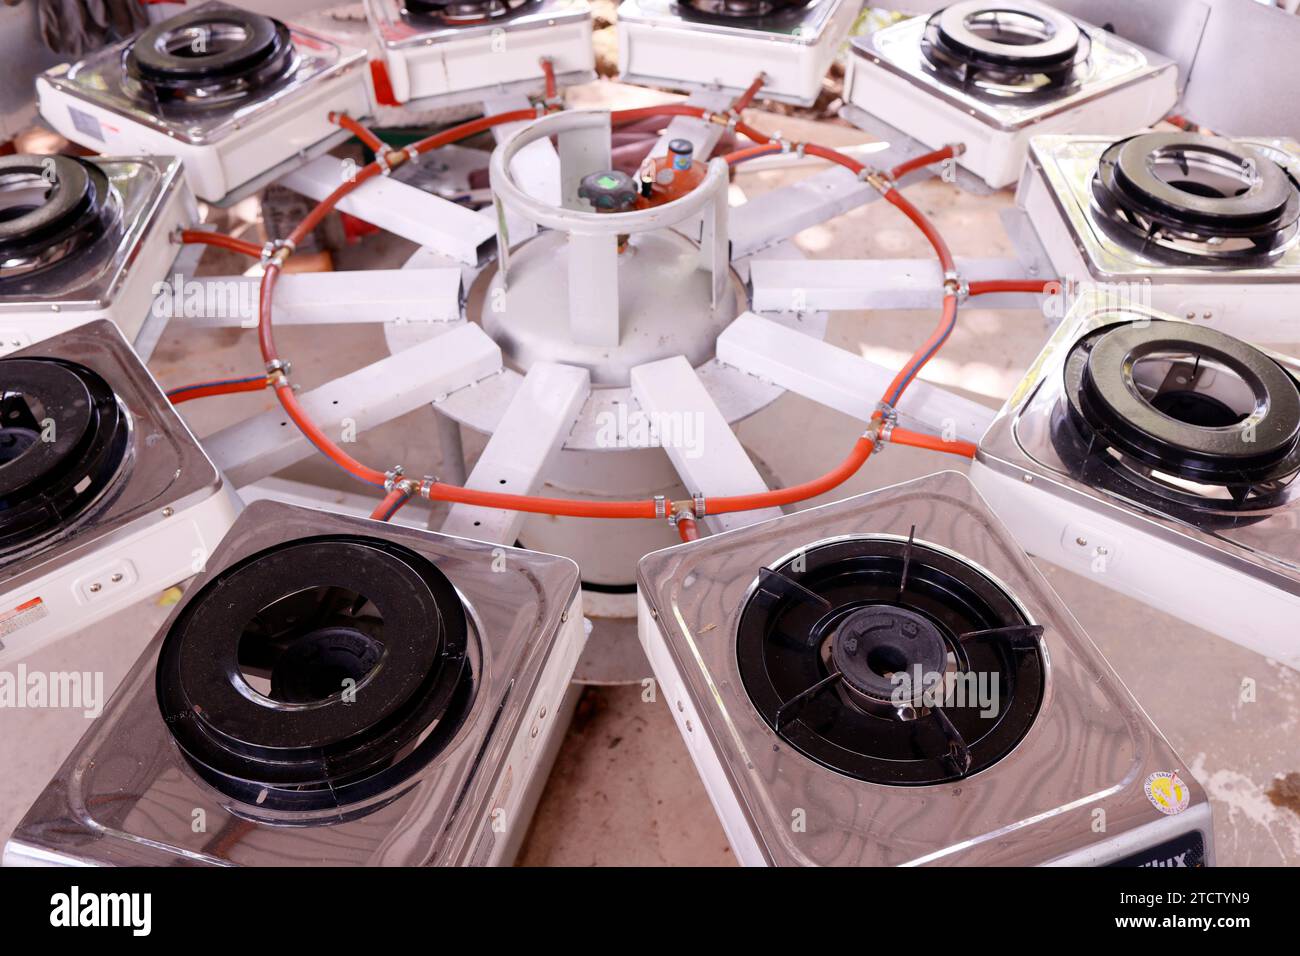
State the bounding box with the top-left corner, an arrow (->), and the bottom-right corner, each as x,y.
578,170 -> 639,211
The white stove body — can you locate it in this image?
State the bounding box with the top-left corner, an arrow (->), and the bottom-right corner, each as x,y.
0,323 -> 239,665
36,4 -> 372,202
971,292 -> 1300,671
1019,134 -> 1300,344
365,0 -> 595,105
0,490 -> 239,667
844,9 -> 1177,188
617,0 -> 858,106
0,157 -> 194,356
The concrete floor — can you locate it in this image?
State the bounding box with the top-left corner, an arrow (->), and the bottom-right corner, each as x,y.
4,81 -> 1299,867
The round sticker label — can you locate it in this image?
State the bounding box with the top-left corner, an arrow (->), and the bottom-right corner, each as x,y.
1144,771 -> 1190,816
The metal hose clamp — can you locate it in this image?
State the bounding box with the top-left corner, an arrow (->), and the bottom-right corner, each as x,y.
260,238 -> 295,266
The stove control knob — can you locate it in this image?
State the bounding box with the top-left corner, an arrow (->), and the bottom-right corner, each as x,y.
578,170 -> 638,212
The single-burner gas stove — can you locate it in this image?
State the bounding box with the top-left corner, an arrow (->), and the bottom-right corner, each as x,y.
844,1 -> 1177,188
617,0 -> 858,106
638,471 -> 1212,866
1020,132 -> 1300,342
365,0 -> 594,104
973,291 -> 1300,671
0,154 -> 193,355
36,2 -> 372,202
5,501 -> 585,867
0,322 -> 237,664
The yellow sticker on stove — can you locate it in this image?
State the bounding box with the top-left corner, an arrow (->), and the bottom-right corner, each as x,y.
1144,771 -> 1190,816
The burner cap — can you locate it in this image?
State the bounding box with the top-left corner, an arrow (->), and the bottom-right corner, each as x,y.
830,605 -> 948,703
920,0 -> 1089,98
156,536 -> 473,812
932,1 -> 1080,71
737,535 -> 1044,786
1065,320 -> 1300,487
126,8 -> 296,103
0,358 -> 129,552
1092,133 -> 1300,262
0,156 -> 115,282
1106,133 -> 1297,231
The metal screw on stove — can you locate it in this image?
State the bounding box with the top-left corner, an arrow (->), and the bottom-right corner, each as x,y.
111,573 -> 123,583
89,583 -> 101,593
162,507 -> 174,517
1076,536 -> 1088,546
1022,474 -> 1033,483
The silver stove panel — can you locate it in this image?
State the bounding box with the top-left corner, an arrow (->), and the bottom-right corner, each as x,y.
978,290 -> 1300,594
6,502 -> 581,866
0,156 -> 186,313
1025,134 -> 1300,283
0,321 -> 224,594
637,471 -> 1208,866
39,1 -> 367,147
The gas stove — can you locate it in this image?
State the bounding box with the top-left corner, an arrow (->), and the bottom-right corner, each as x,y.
617,0 -> 858,106
1020,132 -> 1300,342
637,471 -> 1212,865
0,322 -> 237,665
973,291 -> 1300,671
365,0 -> 594,104
36,2 -> 372,202
5,501 -> 585,866
0,154 -> 193,356
844,1 -> 1177,188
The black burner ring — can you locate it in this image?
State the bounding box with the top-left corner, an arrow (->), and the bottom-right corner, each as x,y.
1104,133 -> 1298,234
0,156 -> 114,275
0,358 -> 129,552
831,605 -> 948,702
126,8 -> 296,99
926,1 -> 1082,75
156,536 -> 474,811
1065,321 -> 1300,486
737,537 -> 1044,786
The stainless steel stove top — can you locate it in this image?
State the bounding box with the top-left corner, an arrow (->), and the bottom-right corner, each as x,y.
978,290 -> 1300,596
1026,134 -> 1300,283
5,502 -> 581,866
39,1 -> 366,147
638,471 -> 1209,865
0,156 -> 185,313
0,321 -> 223,592
852,6 -> 1174,132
